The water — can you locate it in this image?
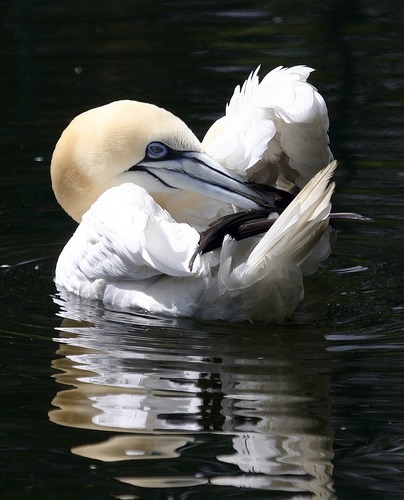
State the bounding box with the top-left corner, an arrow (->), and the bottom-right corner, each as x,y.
1,1 -> 403,498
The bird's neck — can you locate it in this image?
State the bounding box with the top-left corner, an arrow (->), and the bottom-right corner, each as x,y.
153,191 -> 233,231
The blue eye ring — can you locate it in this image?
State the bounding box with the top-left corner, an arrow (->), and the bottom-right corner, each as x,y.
146,142 -> 169,159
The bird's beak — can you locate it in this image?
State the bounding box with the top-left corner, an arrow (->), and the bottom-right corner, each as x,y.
135,151 -> 274,210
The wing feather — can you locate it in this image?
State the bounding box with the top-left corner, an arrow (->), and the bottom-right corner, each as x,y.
202,65 -> 333,189
55,184 -> 200,299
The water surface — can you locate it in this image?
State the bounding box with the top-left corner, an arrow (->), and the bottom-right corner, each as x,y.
1,1 -> 403,498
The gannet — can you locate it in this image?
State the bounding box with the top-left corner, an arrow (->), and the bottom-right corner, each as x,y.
51,66 -> 363,322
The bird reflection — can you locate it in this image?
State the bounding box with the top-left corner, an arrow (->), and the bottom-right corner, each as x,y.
50,292 -> 335,496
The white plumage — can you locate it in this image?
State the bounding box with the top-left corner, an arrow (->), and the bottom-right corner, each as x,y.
51,65 -> 337,322
203,66 -> 333,188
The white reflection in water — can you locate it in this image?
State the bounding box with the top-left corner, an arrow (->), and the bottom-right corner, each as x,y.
50,292 -> 335,496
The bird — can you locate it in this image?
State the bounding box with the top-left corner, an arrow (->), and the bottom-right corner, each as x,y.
50,65 -> 365,322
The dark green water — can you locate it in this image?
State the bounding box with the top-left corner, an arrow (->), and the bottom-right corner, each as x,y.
1,1 -> 403,498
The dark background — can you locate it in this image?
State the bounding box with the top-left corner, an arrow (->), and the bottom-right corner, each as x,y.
0,1 -> 403,498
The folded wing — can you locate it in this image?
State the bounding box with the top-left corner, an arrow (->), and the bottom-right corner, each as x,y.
55,184 -> 200,299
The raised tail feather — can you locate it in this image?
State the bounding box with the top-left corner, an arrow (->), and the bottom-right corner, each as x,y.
246,161 -> 336,271
213,162 -> 337,322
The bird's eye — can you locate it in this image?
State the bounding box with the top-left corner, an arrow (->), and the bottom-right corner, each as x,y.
146,142 -> 169,159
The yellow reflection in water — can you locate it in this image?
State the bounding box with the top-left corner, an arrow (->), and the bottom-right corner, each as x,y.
72,435 -> 194,462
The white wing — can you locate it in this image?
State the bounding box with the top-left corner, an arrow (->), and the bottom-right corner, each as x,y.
202,66 -> 333,190
54,184 -> 200,299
